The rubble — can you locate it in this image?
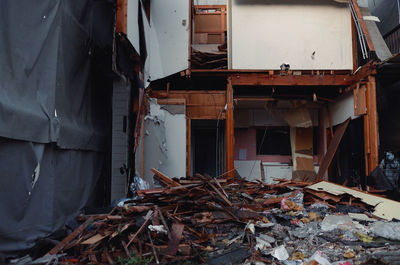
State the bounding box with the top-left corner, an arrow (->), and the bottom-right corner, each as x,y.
28,172 -> 400,264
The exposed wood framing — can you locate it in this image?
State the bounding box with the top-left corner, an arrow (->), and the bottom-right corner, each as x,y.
226,78 -> 234,179
150,91 -> 226,120
364,75 -> 379,175
229,74 -> 353,86
116,0 -> 127,34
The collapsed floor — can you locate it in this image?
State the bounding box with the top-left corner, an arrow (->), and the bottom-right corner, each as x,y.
12,172 -> 400,265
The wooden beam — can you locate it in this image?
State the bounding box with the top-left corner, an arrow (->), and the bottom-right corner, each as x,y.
226,78 -> 234,179
230,74 -> 353,86
116,0 -> 127,34
364,75 -> 379,175
350,0 -> 375,52
352,61 -> 376,83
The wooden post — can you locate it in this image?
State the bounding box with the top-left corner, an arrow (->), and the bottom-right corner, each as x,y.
364,75 -> 379,175
226,78 -> 234,179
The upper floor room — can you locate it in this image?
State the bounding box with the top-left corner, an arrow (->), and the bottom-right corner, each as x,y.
118,0 -> 381,82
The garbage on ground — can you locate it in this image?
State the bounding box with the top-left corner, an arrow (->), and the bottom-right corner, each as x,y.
23,171 -> 400,264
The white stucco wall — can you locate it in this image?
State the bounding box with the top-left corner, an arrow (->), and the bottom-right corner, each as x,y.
230,0 -> 353,70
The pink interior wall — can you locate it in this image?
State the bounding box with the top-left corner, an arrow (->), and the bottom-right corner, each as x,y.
234,128 -> 319,164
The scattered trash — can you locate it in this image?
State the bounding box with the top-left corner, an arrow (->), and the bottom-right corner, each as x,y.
371,221 -> 400,241
271,245 -> 289,261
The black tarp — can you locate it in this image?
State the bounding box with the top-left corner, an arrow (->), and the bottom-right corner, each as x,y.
0,0 -> 113,252
369,0 -> 400,36
0,0 -> 112,151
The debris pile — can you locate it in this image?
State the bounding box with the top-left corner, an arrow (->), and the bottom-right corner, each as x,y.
35,171 -> 400,264
191,49 -> 227,69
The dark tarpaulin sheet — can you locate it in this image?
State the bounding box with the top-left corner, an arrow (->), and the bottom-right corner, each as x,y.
0,0 -> 112,151
369,0 -> 400,36
0,138 -> 104,252
0,0 -> 113,252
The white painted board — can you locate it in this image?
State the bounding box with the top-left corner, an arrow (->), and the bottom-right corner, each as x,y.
148,0 -> 189,81
230,0 -> 353,70
127,0 -> 140,53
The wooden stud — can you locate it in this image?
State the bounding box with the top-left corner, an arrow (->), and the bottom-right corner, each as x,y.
220,7 -> 226,43
364,75 -> 379,175
226,77 -> 234,179
116,0 -> 128,34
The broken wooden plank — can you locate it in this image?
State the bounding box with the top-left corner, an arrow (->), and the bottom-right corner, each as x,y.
47,217 -> 94,255
151,168 -> 181,187
127,210 -> 154,247
316,118 -> 350,181
165,223 -> 185,257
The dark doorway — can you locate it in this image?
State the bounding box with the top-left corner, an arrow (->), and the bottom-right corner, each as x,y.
329,117 -> 365,186
192,120 -> 225,176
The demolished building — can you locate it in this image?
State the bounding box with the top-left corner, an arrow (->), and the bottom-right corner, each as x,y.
114,0 -> 394,192
3,0 -> 400,264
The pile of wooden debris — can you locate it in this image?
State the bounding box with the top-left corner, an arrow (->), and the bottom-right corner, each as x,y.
34,170 -> 400,265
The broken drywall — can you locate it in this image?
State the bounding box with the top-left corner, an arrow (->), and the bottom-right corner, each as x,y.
136,99 -> 186,187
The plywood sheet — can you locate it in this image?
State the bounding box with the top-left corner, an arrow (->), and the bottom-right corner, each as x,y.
354,85 -> 367,116
295,127 -> 313,155
195,14 -> 221,31
307,181 -> 400,221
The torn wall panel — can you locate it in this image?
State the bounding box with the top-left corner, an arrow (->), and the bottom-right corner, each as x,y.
136,99 -> 186,187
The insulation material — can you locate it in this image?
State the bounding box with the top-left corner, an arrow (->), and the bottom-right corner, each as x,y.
307,181 -> 400,221
136,99 -> 186,187
230,0 -> 353,70
234,160 -> 263,181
